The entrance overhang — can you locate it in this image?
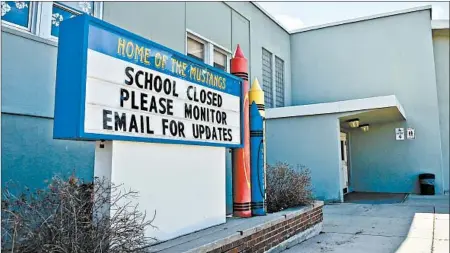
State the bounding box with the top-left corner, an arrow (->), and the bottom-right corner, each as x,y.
266,95 -> 406,125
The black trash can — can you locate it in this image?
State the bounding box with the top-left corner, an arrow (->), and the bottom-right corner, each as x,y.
419,173 -> 435,195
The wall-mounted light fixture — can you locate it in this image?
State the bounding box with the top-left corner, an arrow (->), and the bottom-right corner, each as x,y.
347,118 -> 360,128
360,124 -> 370,132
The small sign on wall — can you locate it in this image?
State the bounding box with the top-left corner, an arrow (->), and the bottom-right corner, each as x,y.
395,128 -> 405,140
407,128 -> 415,139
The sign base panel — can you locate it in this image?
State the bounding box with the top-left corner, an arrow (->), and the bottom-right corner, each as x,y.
93,140 -> 226,241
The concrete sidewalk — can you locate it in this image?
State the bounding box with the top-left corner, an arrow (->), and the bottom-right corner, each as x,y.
283,195 -> 449,253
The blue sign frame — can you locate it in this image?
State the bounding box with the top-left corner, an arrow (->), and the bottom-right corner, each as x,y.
53,14 -> 243,148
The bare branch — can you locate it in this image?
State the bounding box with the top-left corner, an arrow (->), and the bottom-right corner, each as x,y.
266,162 -> 314,213
2,176 -> 158,253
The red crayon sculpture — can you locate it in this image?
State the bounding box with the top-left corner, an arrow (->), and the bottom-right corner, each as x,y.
231,45 -> 251,218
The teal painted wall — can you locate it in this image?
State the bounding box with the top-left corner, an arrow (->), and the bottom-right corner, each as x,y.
266,115 -> 343,202
1,30 -> 95,190
1,31 -> 57,118
348,121 -> 428,193
1,114 -> 94,192
187,2 -> 232,50
102,2 -> 186,53
433,31 -> 450,192
289,10 -> 445,194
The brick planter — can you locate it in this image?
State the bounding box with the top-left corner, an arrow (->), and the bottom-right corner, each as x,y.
191,201 -> 324,253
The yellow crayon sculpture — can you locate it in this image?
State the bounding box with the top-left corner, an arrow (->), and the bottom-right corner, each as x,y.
249,78 -> 265,117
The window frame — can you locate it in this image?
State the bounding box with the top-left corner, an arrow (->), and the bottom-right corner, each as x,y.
46,1 -> 103,41
1,1 -> 36,33
274,55 -> 285,107
213,48 -> 228,72
1,1 -> 103,41
186,35 -> 206,62
186,29 -> 231,72
262,47 -> 274,108
261,47 -> 286,108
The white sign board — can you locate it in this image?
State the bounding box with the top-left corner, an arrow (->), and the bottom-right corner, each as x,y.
407,128 -> 415,139
395,128 -> 405,140
53,17 -> 243,148
85,50 -> 240,145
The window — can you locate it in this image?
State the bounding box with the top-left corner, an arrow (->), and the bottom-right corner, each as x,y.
213,49 -> 227,71
1,1 -> 102,40
187,36 -> 205,62
186,31 -> 230,72
275,56 -> 285,107
51,2 -> 94,37
262,48 -> 285,108
1,1 -> 31,30
262,48 -> 273,108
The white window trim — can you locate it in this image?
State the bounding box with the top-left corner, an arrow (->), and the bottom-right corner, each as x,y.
1,1 -> 37,34
1,1 -> 103,42
186,29 -> 231,72
186,33 -> 208,62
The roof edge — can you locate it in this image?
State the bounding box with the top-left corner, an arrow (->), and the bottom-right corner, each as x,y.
432,20 -> 450,29
265,95 -> 406,120
290,5 -> 432,34
251,2 -> 290,34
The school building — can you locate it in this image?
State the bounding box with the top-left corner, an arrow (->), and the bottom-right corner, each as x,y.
1,1 -> 449,215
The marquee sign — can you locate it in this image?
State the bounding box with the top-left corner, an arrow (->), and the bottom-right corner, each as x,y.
53,15 -> 243,148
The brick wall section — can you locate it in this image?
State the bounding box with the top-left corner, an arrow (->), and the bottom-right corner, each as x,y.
208,205 -> 323,253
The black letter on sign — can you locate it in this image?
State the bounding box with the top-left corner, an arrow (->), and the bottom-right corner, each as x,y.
178,122 -> 185,137
185,104 -> 193,119
135,70 -> 144,89
103,110 -> 113,130
120,88 -> 130,107
114,112 -> 127,131
173,80 -> 179,97
187,86 -> 194,100
162,118 -> 169,135
125,66 -> 134,85
129,114 -> 138,133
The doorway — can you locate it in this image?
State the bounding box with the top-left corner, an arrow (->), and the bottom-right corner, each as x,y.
340,132 -> 350,194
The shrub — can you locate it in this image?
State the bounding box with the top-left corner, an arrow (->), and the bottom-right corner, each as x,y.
1,176 -> 156,253
266,162 -> 314,213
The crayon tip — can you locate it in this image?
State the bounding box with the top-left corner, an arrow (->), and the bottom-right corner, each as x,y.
250,78 -> 262,92
234,44 -> 245,58
250,101 -> 260,115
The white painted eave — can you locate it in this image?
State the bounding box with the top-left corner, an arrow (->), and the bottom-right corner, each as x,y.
432,20 -> 450,30
266,95 -> 406,120
290,5 -> 432,34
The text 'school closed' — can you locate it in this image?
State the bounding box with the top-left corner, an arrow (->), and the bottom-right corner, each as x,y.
100,65 -> 234,142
